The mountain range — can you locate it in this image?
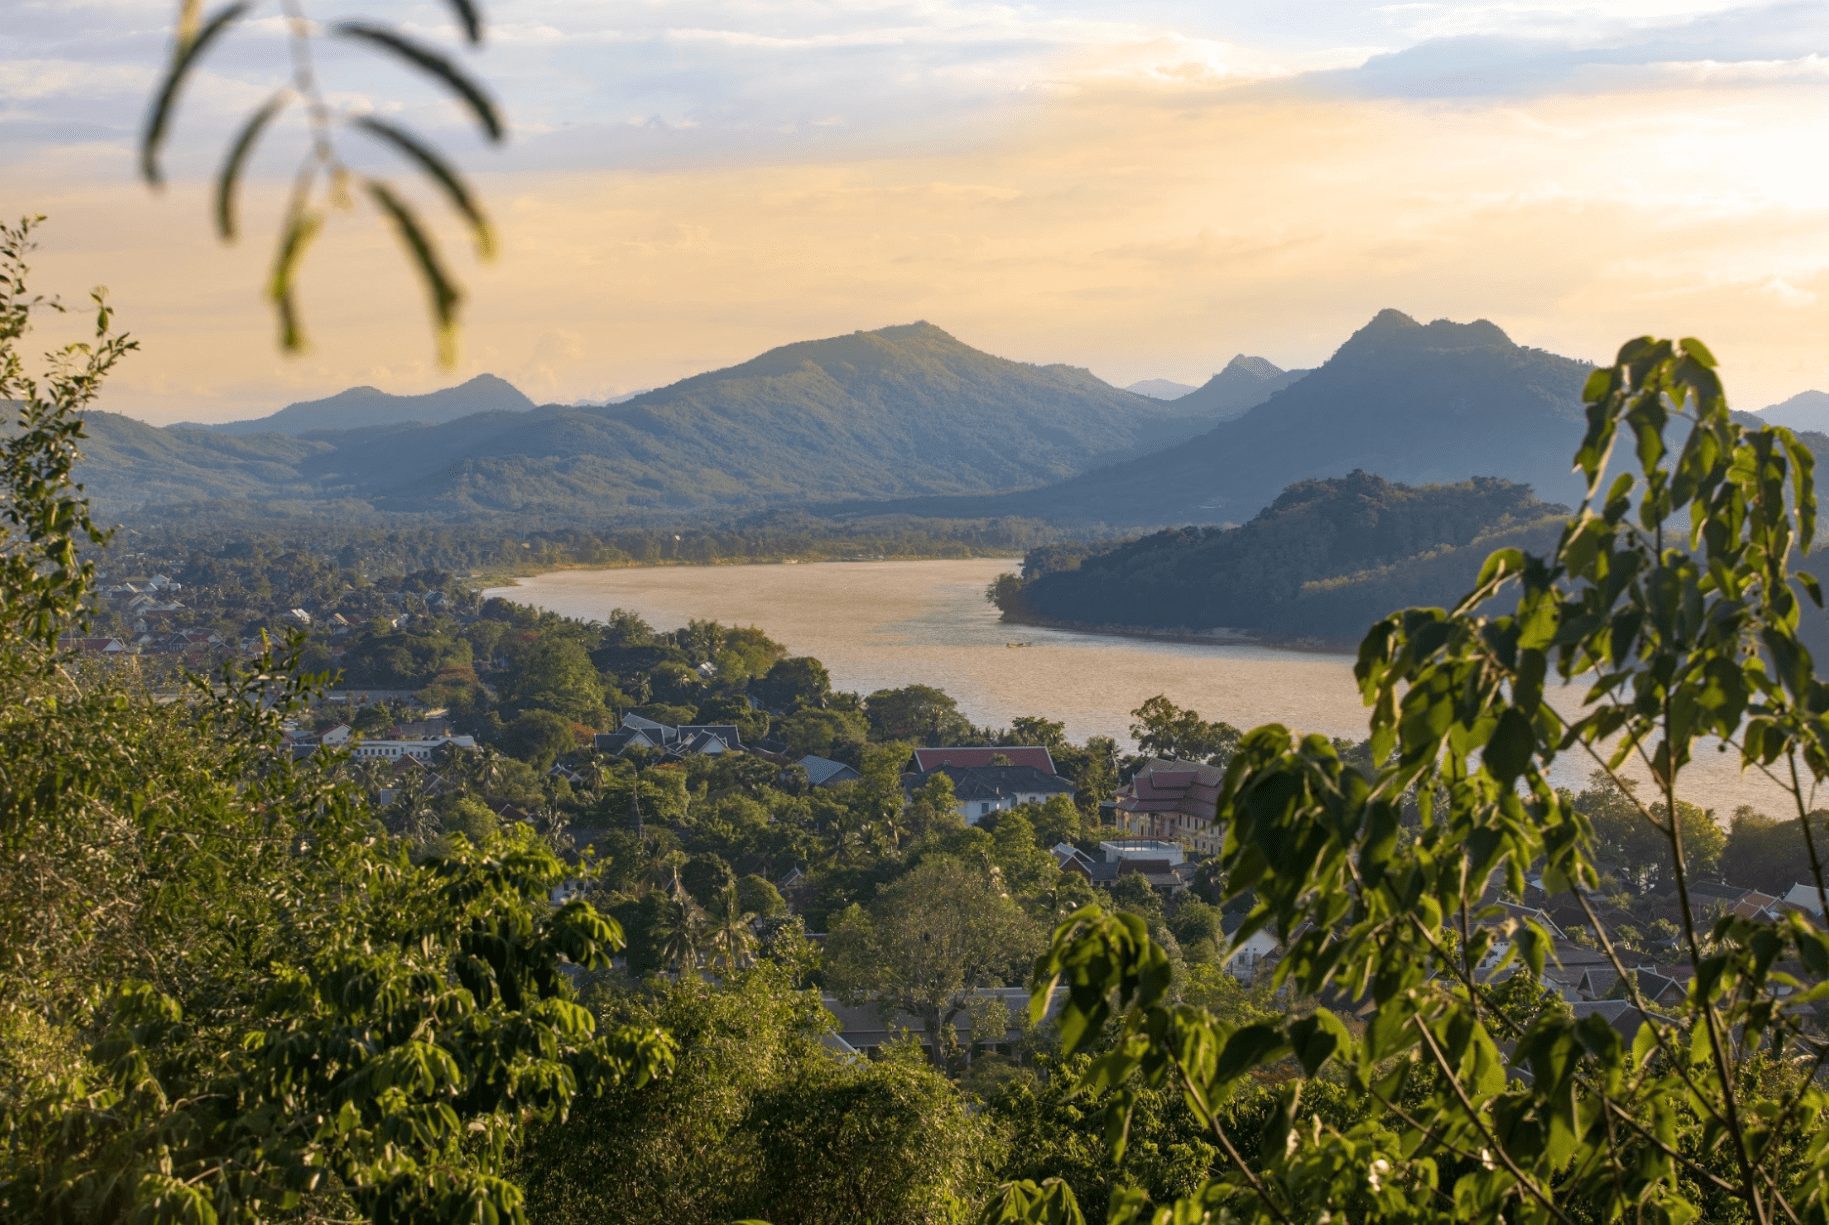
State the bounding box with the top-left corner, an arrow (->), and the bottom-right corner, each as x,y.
196,374 -> 535,436
1755,390 -> 1829,436
877,310 -> 1600,527
77,323 -> 1224,517
77,310 -> 1824,528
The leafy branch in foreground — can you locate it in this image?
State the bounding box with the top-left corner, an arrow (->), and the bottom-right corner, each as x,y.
0,220 -> 673,1224
991,338 -> 1829,1223
141,0 -> 501,362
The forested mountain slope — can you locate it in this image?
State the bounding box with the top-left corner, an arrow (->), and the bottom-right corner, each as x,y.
76,412 -> 326,509
992,471 -> 1566,643
78,323 -> 1219,517
884,311 -> 1598,528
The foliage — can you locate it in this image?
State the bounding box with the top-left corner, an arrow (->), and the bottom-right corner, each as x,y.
518,966 -> 996,1225
142,0 -> 502,359
994,470 -> 1567,644
825,857 -> 1044,1071
991,336 -> 1829,1223
0,219 -> 672,1225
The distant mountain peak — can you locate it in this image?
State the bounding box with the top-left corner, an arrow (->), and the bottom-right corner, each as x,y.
204,374 -> 534,436
1338,309 -> 1515,359
870,320 -> 957,343
1217,354 -> 1286,381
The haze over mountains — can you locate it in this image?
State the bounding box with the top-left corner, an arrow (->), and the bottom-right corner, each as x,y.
1126,378 -> 1198,400
883,310 -> 1600,526
79,309 -> 1826,528
1756,390 -> 1829,436
78,323 -> 1221,517
198,374 -> 535,436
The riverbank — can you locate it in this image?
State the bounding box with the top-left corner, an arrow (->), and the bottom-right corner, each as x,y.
993,606 -> 1360,656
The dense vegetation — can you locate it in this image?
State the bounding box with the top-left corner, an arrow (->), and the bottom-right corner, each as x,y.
990,471 -> 1566,644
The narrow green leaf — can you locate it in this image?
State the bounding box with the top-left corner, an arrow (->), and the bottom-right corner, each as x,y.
141,2 -> 252,185
443,0 -> 483,44
215,93 -> 289,240
366,180 -> 462,365
266,207 -> 323,352
335,23 -> 504,141
351,116 -> 494,257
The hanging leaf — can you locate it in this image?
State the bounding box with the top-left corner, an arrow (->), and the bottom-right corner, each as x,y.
443,0 -> 483,44
267,207 -> 324,352
141,2 -> 252,186
215,93 -> 290,240
176,0 -> 203,45
350,116 -> 494,257
334,23 -> 504,142
366,181 -> 462,366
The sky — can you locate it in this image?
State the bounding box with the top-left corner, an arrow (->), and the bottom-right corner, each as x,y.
9,0 -> 1829,422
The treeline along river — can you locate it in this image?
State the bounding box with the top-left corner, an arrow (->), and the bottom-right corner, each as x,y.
488,558 -> 1793,818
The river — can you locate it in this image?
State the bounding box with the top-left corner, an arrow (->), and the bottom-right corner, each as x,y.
487,557 -> 1796,817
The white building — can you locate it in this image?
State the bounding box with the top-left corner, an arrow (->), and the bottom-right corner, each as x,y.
350,735 -> 476,762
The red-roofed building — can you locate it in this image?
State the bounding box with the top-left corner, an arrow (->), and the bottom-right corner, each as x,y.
1114,758 -> 1225,856
912,746 -> 1057,774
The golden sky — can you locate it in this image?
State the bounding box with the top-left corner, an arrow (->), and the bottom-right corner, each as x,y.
12,1 -> 1829,421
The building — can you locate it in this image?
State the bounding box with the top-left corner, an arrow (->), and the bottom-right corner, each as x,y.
349,735 -> 477,762
912,746 -> 1058,774
593,713 -> 747,760
1051,840 -> 1192,894
1114,759 -> 1226,856
904,762 -> 1075,824
798,755 -> 861,787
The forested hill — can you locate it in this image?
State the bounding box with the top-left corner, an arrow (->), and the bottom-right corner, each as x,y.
991,471 -> 1566,644
78,323 -> 1220,517
198,374 -> 534,436
882,310 -> 1598,528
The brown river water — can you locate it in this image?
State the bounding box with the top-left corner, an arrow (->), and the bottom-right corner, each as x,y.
487,558 -> 1802,818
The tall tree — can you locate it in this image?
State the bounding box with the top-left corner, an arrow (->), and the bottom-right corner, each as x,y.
824,857 -> 1042,1070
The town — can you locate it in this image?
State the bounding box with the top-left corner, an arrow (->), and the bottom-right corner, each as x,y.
60,540 -> 1829,1066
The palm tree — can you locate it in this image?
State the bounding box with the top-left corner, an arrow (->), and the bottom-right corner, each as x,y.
703,884 -> 757,976
651,866 -> 705,975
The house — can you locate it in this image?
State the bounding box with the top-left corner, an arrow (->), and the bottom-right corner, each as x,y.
1114,759 -> 1226,856
1783,881 -> 1826,919
62,636 -> 130,655
320,724 -> 353,747
798,755 -> 861,787
593,714 -> 747,760
1221,911 -> 1283,984
349,735 -> 477,762
904,762 -> 1074,824
1051,840 -> 1190,894
912,746 -> 1058,774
